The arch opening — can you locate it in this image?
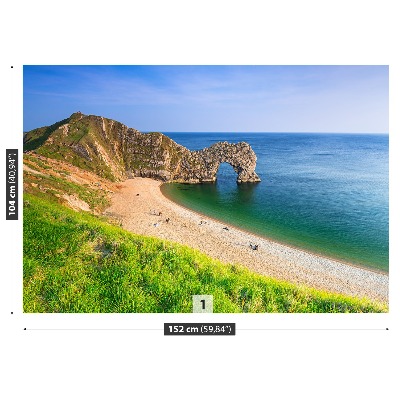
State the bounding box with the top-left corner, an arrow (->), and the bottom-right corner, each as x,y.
216,162 -> 238,183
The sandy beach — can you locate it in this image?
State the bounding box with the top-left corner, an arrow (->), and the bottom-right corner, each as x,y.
104,178 -> 388,303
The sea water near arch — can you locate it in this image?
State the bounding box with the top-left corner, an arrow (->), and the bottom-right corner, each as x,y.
160,132 -> 389,272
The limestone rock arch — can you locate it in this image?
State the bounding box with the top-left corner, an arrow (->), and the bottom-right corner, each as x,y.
176,141 -> 261,183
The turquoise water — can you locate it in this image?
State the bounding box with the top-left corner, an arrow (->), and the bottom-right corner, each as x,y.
160,133 -> 389,272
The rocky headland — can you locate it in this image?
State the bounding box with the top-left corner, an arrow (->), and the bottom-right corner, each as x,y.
24,112 -> 261,184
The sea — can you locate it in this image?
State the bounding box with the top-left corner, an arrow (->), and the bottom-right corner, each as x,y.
160,133 -> 389,272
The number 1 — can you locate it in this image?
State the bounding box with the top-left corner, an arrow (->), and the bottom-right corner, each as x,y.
200,299 -> 205,309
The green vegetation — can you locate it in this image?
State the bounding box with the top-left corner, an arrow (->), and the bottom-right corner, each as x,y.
24,154 -> 52,170
23,117 -> 70,151
24,114 -> 122,181
23,194 -> 387,313
23,157 -> 110,212
25,173 -> 109,211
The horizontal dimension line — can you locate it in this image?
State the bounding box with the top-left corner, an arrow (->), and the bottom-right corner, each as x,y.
238,328 -> 388,331
24,328 -> 388,331
25,328 -> 163,331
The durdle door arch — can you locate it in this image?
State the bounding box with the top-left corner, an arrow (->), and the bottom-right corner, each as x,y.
176,142 -> 261,184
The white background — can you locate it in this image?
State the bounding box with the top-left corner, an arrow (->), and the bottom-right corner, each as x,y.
1,1 -> 399,399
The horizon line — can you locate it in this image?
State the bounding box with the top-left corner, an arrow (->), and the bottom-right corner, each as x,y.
144,131 -> 389,135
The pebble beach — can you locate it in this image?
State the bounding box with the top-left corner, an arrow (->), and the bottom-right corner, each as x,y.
105,177 -> 388,303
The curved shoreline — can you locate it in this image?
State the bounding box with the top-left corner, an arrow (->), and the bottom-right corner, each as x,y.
104,178 -> 388,304
161,183 -> 388,277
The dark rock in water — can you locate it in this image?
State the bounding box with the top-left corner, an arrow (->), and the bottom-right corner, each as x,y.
24,112 -> 261,184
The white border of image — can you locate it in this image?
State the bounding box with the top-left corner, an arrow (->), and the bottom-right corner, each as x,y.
1,1 -> 398,398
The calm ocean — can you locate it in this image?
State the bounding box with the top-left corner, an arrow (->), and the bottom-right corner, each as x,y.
160,133 -> 388,272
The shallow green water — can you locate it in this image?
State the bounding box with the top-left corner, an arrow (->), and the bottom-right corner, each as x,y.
161,133 -> 389,272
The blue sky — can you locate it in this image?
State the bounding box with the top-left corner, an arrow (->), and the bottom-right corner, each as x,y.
23,65 -> 388,133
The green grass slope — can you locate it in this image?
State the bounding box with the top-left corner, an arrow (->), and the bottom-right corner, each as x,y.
23,194 -> 387,313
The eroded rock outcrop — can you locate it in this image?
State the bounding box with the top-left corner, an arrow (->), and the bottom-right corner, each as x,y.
24,113 -> 261,184
176,141 -> 261,183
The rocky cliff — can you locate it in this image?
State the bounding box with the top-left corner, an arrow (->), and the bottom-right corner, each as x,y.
24,112 -> 261,183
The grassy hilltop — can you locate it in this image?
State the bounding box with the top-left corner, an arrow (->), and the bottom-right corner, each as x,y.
23,115 -> 387,313
24,112 -> 189,182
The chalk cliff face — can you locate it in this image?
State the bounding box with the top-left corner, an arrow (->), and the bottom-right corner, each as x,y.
24,112 -> 261,183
